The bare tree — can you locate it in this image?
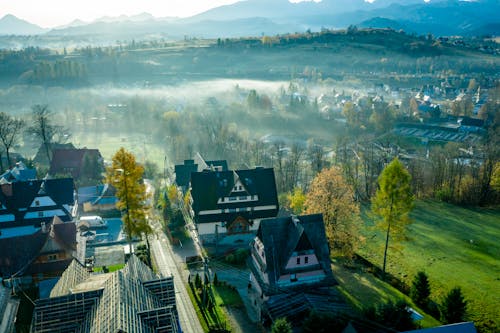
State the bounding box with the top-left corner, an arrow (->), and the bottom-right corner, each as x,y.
27,105 -> 68,164
284,142 -> 305,192
0,112 -> 25,168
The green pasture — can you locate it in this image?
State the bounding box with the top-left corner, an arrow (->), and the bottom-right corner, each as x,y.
358,200 -> 500,329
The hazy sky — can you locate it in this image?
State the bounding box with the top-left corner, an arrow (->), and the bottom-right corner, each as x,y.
1,0 -> 432,28
0,0 -> 242,28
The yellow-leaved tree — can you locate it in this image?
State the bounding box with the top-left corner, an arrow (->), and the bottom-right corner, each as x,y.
371,157 -> 414,278
305,166 -> 360,257
106,147 -> 152,254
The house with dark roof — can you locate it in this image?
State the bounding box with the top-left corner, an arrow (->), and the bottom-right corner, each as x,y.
190,167 -> 278,246
0,177 -> 75,231
49,148 -> 104,183
247,214 -> 339,322
33,143 -> 75,167
174,154 -> 228,191
0,217 -> 76,279
31,255 -> 179,333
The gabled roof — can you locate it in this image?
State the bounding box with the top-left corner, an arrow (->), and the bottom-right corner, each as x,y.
49,148 -> 102,178
264,290 -> 351,327
0,217 -> 76,278
33,143 -> 75,166
0,161 -> 37,183
194,153 -> 228,172
0,229 -> 48,277
190,167 -> 278,223
0,178 -> 74,227
255,214 -> 334,289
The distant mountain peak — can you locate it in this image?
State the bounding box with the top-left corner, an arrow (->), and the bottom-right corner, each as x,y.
94,12 -> 156,23
0,14 -> 47,35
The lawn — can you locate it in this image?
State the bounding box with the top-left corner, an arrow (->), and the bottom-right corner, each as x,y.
214,283 -> 244,308
92,263 -> 125,273
332,260 -> 441,328
357,200 -> 500,330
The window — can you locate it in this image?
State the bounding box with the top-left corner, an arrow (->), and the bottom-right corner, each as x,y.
48,254 -> 57,261
305,256 -> 309,264
35,200 -> 40,206
229,197 -> 237,201
290,274 -> 297,282
296,257 -> 300,265
38,211 -> 44,217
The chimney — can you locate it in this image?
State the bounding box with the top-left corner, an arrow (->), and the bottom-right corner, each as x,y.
41,222 -> 48,233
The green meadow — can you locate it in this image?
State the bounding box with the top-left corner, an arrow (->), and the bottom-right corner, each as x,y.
358,200 -> 500,329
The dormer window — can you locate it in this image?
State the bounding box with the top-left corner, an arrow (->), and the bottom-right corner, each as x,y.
305,256 -> 309,264
296,257 -> 300,265
35,200 -> 40,206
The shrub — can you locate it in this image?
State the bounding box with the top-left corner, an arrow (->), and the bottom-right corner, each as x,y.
271,317 -> 292,333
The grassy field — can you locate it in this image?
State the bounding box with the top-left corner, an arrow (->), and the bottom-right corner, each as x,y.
332,260 -> 441,328
357,200 -> 500,329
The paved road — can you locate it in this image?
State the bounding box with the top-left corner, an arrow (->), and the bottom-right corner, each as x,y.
150,216 -> 203,333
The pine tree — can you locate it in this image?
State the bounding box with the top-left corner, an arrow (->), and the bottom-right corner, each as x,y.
441,287 -> 467,324
410,271 -> 431,309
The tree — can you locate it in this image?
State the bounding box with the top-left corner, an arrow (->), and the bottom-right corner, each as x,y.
305,166 -> 360,257
27,104 -> 68,165
0,112 -> 25,169
288,187 -> 306,215
106,148 -> 152,254
441,287 -> 467,324
410,271 -> 431,309
80,152 -> 104,185
371,158 -> 414,277
271,317 -> 292,333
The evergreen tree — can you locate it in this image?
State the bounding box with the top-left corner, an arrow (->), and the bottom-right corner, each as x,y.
410,271 -> 431,309
441,287 -> 467,324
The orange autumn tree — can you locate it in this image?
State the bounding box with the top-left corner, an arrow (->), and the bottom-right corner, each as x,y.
305,166 -> 360,257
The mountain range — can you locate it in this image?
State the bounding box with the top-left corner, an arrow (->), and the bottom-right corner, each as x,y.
0,0 -> 498,40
